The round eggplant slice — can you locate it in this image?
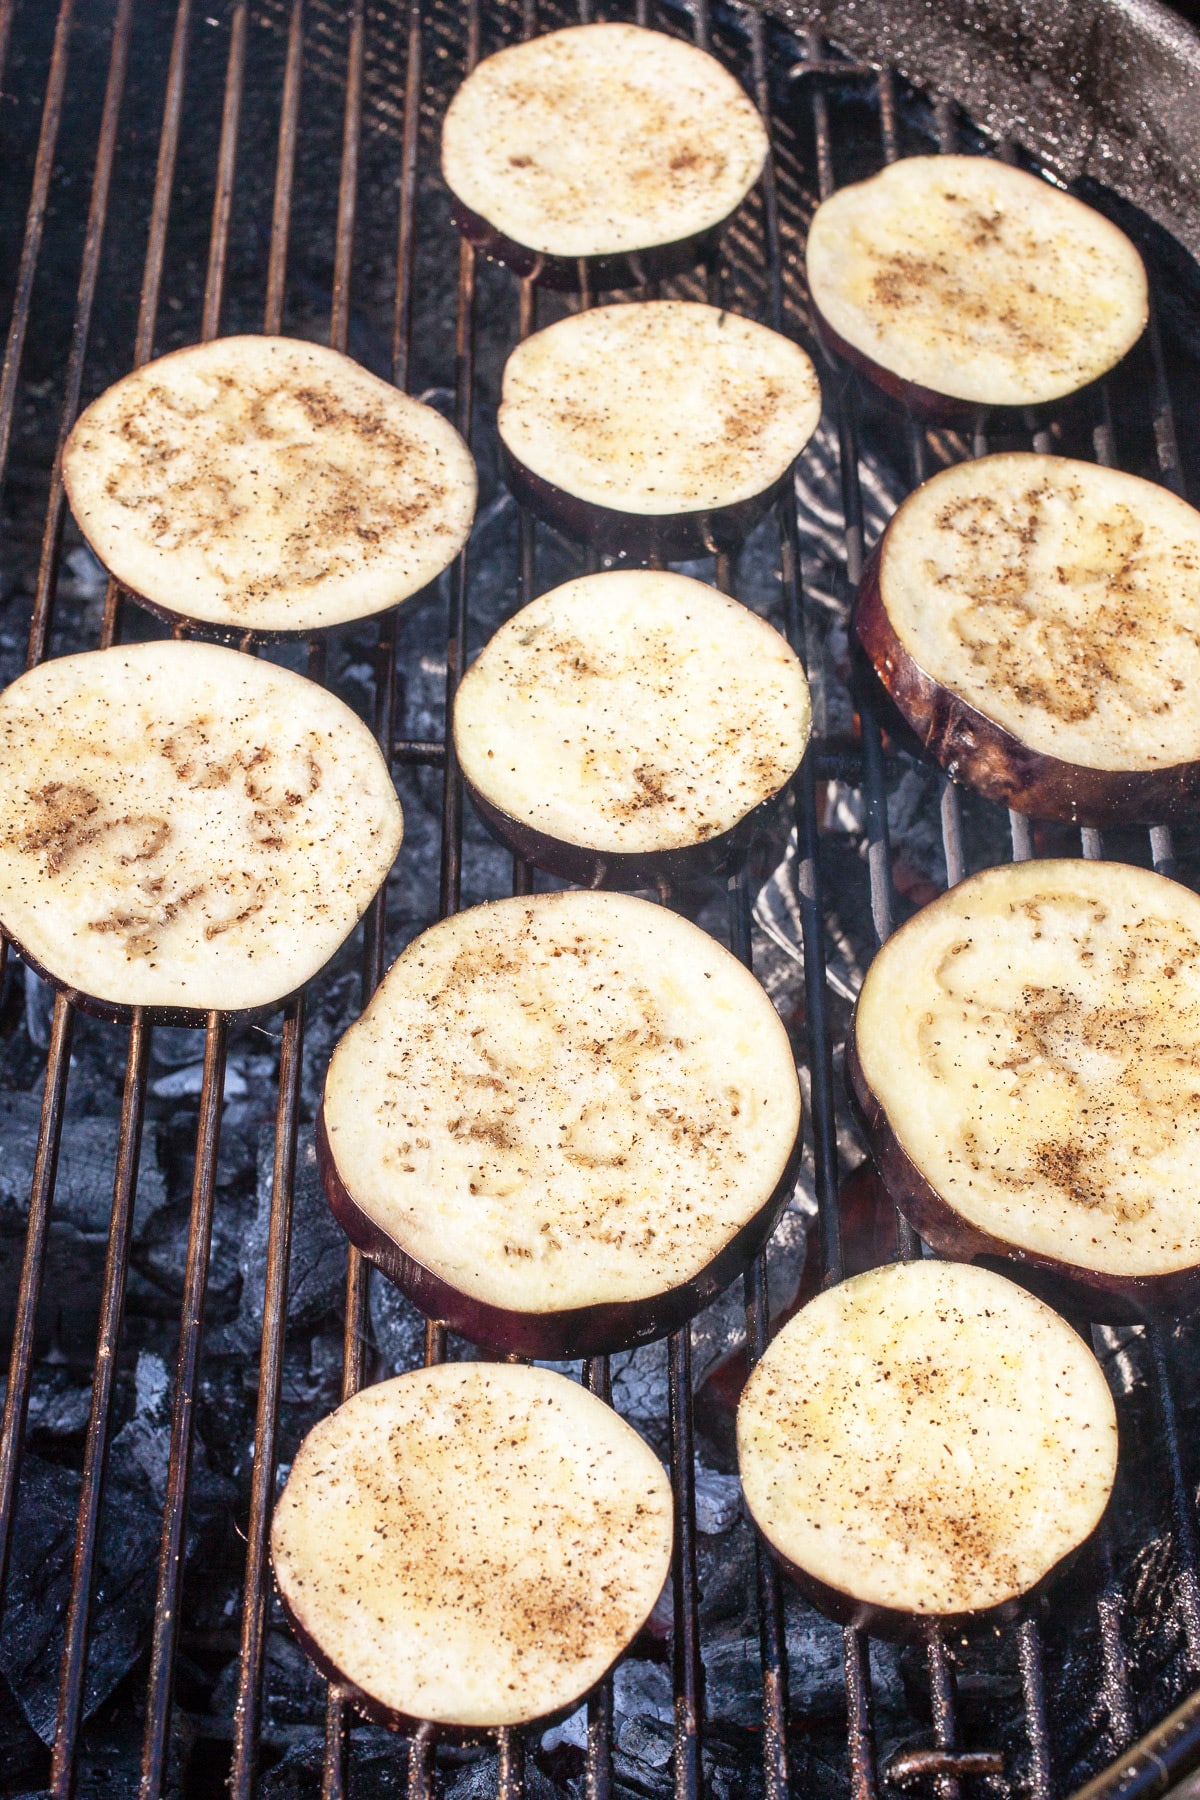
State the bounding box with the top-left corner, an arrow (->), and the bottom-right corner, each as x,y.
849,858 -> 1200,1320
498,302 -> 822,559
0,641 -> 402,1021
453,569 -> 811,884
806,156 -> 1147,417
441,23 -> 768,290
320,889 -> 802,1356
738,1260 -> 1117,1636
856,454 -> 1200,826
62,336 -> 476,638
271,1363 -> 673,1730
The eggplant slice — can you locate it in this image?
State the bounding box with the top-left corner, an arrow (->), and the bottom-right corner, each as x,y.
320,889 -> 802,1357
806,156 -> 1147,417
453,569 -> 811,884
498,302 -> 822,559
271,1363 -> 673,1730
441,23 -> 768,290
62,336 -> 477,638
738,1260 -> 1117,1636
0,641 -> 402,1020
856,454 -> 1200,825
849,858 -> 1200,1320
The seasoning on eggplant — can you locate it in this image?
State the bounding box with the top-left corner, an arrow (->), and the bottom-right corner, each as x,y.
806,155 -> 1147,417
441,22 -> 768,289
453,568 -> 811,885
271,1364 -> 674,1729
498,301 -> 822,559
849,857 -> 1200,1320
855,453 -> 1200,825
738,1260 -> 1118,1636
0,641 -> 402,1019
63,336 -> 476,638
319,889 -> 802,1358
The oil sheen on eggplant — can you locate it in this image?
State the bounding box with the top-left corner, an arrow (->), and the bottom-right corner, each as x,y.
806,156 -> 1147,416
737,1260 -> 1118,1635
320,890 -> 802,1356
498,301 -> 822,558
453,568 -> 811,883
63,336 -> 477,637
855,453 -> 1200,825
850,859 -> 1200,1318
271,1364 -> 674,1729
0,641 -> 402,1018
441,23 -> 767,288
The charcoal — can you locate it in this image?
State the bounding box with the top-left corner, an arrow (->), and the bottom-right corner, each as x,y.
369,1270 -> 427,1375
698,1518 -> 759,1630
445,1752 -> 564,1799
0,1092 -> 166,1356
0,1451 -> 160,1745
701,1614 -> 904,1730
211,1631 -> 327,1732
617,1714 -> 674,1769
693,1467 -> 742,1537
213,1126 -> 347,1357
108,1351 -> 236,1527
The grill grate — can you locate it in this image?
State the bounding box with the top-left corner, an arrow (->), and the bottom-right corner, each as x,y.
1,0 -> 1200,1795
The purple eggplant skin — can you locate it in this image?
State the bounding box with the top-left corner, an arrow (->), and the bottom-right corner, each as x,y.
275,1579 -> 647,1744
449,194 -> 726,292
459,762 -> 786,890
853,545 -> 1200,828
845,1013 -> 1200,1324
748,1499 -> 1107,1644
500,441 -> 795,562
316,1105 -> 803,1359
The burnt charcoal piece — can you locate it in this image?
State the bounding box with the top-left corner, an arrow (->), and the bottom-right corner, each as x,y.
0,1454 -> 160,1744
0,1091 -> 166,1358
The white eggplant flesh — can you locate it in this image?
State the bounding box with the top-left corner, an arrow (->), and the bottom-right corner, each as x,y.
441,24 -> 767,262
852,858 -> 1200,1315
62,336 -> 477,636
873,452 -> 1200,768
320,889 -> 802,1354
737,1260 -> 1118,1631
271,1363 -> 674,1729
0,641 -> 402,1017
806,156 -> 1147,411
453,569 -> 811,859
498,302 -> 821,518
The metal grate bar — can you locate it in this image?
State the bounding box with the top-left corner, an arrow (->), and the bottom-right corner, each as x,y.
1019,1616 -> 1055,1800
229,998 -> 305,1798
0,0 -> 75,499
140,1011 -> 229,1795
263,0 -> 304,336
669,1324 -> 703,1800
50,1011 -> 152,1794
100,0 -> 194,651
26,0 -> 135,670
0,992 -> 74,1601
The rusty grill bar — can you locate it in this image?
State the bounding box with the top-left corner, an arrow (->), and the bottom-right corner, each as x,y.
0,0 -> 1199,1795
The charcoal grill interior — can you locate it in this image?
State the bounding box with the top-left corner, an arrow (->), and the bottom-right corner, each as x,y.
3,0 -> 1200,1796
